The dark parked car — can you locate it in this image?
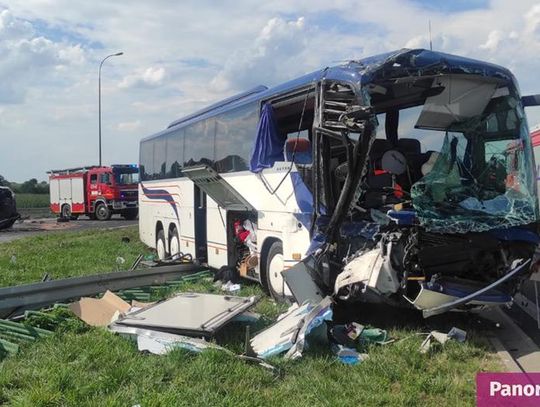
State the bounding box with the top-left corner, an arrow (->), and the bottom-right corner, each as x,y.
0,186 -> 20,230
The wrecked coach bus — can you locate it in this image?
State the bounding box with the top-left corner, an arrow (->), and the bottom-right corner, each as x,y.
139,48 -> 540,317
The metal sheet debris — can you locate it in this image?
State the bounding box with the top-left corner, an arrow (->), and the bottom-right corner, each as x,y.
115,293 -> 258,337
108,323 -> 278,373
108,324 -> 226,354
282,257 -> 324,304
250,297 -> 333,359
419,327 -> 467,353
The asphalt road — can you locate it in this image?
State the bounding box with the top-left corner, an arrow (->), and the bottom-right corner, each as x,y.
0,216 -> 138,244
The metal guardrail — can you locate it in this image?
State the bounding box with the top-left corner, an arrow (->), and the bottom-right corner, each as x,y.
0,263 -> 205,319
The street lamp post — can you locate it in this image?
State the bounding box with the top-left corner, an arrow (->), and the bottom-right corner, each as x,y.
98,52 -> 123,166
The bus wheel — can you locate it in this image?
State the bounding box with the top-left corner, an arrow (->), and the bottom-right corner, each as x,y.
265,241 -> 289,301
169,228 -> 180,260
95,203 -> 111,221
156,230 -> 168,260
61,204 -> 71,219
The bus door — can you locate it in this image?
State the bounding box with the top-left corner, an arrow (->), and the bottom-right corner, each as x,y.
194,184 -> 208,262
183,165 -> 256,265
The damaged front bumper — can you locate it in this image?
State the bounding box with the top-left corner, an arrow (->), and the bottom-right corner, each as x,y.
409,259 -> 530,318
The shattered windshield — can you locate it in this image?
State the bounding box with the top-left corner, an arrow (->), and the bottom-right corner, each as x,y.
411,88 -> 538,233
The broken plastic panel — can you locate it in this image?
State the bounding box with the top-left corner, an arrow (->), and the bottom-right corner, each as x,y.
115,293 -> 258,337
250,297 -> 333,359
411,92 -> 538,233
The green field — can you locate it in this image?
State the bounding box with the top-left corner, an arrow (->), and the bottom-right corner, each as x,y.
14,193 -> 50,208
0,227 -> 502,406
0,227 -> 148,287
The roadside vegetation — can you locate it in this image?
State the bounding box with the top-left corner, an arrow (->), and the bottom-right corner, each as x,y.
13,193 -> 50,209
0,227 -> 148,287
0,227 -> 502,406
0,175 -> 49,195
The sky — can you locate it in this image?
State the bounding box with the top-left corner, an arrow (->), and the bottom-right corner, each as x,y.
2,0 -> 540,181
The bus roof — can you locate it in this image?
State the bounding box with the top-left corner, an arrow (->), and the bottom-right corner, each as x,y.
141,48 -> 515,143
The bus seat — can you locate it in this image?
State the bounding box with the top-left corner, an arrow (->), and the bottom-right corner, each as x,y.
396,138 -> 424,188
396,138 -> 421,155
369,139 -> 393,170
364,139 -> 396,208
285,138 -> 312,165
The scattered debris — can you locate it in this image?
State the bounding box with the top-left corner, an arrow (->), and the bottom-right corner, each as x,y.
250,297 -> 333,359
68,290 -> 132,327
109,319 -> 277,373
330,323 -> 389,349
282,257 -> 324,304
114,293 -> 258,337
109,324 -> 226,355
419,326 -> 467,353
331,343 -> 369,365
220,281 -> 241,293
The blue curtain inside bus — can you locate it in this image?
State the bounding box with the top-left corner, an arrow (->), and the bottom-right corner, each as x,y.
250,103 -> 285,173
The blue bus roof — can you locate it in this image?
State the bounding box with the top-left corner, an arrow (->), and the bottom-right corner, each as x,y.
141,48 -> 515,143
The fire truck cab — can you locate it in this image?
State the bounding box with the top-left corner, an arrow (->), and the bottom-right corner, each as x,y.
49,164 -> 139,220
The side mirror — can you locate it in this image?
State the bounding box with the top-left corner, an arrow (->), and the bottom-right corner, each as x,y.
522,95 -> 540,107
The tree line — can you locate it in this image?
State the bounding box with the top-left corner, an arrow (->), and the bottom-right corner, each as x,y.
0,175 -> 49,194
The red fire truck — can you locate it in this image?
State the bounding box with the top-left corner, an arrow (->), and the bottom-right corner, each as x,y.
48,165 -> 139,220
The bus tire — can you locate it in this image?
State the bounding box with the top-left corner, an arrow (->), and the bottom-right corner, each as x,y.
169,228 -> 180,260
95,203 -> 112,221
264,240 -> 287,301
61,204 -> 71,219
156,229 -> 168,261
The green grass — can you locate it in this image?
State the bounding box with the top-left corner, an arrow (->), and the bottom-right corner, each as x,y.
14,193 -> 50,208
0,227 -> 149,287
0,227 -> 503,406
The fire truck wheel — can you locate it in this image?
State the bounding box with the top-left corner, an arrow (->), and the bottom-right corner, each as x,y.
156,230 -> 168,260
61,204 -> 71,219
95,203 -> 112,221
264,240 -> 290,302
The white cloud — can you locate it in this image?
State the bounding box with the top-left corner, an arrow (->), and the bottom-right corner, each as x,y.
119,66 -> 166,89
0,9 -> 33,39
0,9 -> 88,105
479,30 -> 503,52
525,4 -> 540,37
211,16 -> 310,92
2,0 -> 540,181
117,120 -> 141,131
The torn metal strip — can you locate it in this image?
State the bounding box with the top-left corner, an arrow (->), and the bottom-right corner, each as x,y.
422,259 -> 530,318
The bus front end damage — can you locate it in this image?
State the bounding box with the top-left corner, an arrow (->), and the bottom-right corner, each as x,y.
302,49 -> 540,317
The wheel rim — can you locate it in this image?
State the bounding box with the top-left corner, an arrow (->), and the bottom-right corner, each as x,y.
170,234 -> 180,259
268,253 -> 289,296
97,206 -> 106,219
157,238 -> 166,260
62,206 -> 70,218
